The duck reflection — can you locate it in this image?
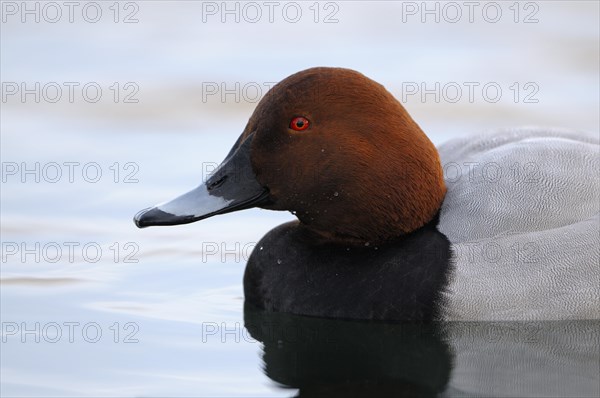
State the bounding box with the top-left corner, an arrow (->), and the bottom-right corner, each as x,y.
244,302 -> 452,397
244,304 -> 600,397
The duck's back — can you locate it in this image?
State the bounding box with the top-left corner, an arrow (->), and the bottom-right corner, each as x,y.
437,128 -> 600,320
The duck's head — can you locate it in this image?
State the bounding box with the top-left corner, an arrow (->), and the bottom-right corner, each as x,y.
134,67 -> 446,244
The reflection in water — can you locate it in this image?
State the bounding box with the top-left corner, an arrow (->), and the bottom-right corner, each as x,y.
244,303 -> 600,397
245,303 -> 451,397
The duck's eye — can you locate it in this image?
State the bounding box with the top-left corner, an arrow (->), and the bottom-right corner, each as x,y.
289,116 -> 310,131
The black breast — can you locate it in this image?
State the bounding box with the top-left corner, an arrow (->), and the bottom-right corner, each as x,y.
243,216 -> 452,321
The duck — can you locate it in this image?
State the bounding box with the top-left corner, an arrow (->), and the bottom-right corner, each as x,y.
134,67 -> 600,321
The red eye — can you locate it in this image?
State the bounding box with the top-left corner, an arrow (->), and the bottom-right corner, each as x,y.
290,116 -> 310,131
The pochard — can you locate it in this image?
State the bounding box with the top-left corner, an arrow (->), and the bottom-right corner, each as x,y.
134,67 -> 599,321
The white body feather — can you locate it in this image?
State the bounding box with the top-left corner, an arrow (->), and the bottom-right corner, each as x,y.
437,128 -> 600,320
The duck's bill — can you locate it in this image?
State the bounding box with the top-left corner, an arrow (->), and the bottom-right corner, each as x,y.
134,133 -> 270,228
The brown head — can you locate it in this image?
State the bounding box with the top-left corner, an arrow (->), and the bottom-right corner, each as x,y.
134,67 -> 446,244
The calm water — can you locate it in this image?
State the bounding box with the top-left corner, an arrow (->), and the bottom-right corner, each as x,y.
1,1 -> 599,396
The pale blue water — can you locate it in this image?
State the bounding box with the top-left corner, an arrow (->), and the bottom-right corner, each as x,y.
1,1 -> 599,396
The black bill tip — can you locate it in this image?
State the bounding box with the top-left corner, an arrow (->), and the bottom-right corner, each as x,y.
133,207 -> 196,228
